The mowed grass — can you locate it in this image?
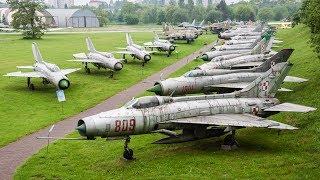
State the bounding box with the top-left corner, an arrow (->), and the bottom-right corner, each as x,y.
15,25 -> 320,179
0,32 -> 216,147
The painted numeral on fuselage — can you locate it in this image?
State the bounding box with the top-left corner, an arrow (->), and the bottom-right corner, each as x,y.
115,119 -> 136,132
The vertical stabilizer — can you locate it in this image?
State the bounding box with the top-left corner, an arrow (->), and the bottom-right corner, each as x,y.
154,32 -> 159,41
32,42 -> 43,63
254,49 -> 294,72
191,19 -> 195,26
126,33 -> 133,46
199,20 -> 204,27
86,37 -> 96,53
240,62 -> 292,98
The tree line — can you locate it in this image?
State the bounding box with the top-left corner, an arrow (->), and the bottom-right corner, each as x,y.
88,0 -> 301,26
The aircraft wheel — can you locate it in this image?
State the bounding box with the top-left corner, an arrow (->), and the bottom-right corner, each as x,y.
223,134 -> 238,146
124,59 -> 128,63
85,68 -> 91,74
29,83 -> 35,91
142,63 -> 145,67
123,148 -> 134,160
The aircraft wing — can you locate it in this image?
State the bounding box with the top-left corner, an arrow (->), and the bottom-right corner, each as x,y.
114,51 -> 134,55
16,66 -> 34,70
73,53 -> 88,60
60,68 -> 81,75
263,103 -> 316,112
68,59 -> 101,63
168,114 -> 297,130
4,71 -> 44,78
231,62 -> 263,68
207,82 -> 250,90
284,76 -> 308,83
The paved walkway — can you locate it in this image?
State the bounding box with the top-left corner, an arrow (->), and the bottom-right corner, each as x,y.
0,42 -> 215,179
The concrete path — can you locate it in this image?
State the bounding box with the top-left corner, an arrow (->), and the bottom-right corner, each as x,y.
0,42 -> 215,179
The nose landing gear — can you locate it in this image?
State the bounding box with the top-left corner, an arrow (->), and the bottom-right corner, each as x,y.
123,136 -> 134,160
221,130 -> 239,150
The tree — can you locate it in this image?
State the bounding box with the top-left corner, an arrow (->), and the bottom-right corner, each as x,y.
205,9 -> 222,23
216,0 -> 231,20
178,0 -> 185,8
257,7 -> 273,22
299,0 -> 320,57
88,6 -> 109,27
234,4 -> 255,21
273,5 -> 289,21
157,8 -> 166,25
196,0 -> 202,6
125,14 -> 139,25
7,0 -> 46,39
172,8 -> 188,24
169,0 -> 176,6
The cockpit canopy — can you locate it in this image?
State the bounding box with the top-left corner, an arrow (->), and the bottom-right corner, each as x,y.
183,70 -> 205,77
44,62 -> 60,72
124,96 -> 172,109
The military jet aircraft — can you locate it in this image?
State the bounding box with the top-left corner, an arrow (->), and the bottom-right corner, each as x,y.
4,43 -> 80,90
115,33 -> 155,66
67,61 -> 315,160
162,23 -> 197,43
178,19 -> 196,28
143,33 -> 177,57
147,49 -> 307,96
70,37 -> 123,78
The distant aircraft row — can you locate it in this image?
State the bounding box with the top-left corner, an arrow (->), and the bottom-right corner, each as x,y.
3,32 -> 183,90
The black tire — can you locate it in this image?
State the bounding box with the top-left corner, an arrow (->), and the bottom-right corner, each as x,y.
29,83 -> 35,91
123,148 -> 134,160
223,134 -> 237,146
86,68 -> 91,74
124,59 -> 128,63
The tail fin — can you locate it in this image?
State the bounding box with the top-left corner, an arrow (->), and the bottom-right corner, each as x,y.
191,19 -> 195,26
239,62 -> 293,98
199,20 -> 204,27
86,37 -> 96,52
32,42 -> 43,63
254,49 -> 294,72
154,32 -> 159,40
126,33 -> 133,46
253,24 -> 263,32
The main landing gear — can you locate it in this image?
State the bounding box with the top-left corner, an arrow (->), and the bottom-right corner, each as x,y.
221,130 -> 239,150
123,136 -> 134,160
27,77 -> 35,91
84,62 -> 91,74
123,54 -> 128,63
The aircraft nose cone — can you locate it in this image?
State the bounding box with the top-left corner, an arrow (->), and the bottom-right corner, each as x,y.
114,62 -> 123,71
200,54 -> 209,61
58,79 -> 70,90
147,84 -> 162,95
144,54 -> 151,62
169,45 -> 175,51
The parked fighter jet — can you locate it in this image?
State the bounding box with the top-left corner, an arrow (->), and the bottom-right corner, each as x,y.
70,37 -> 123,78
147,49 -> 307,96
162,23 -> 197,43
115,33 -> 155,66
178,19 -> 196,28
143,34 -> 177,57
4,43 -> 80,90
67,61 -> 315,160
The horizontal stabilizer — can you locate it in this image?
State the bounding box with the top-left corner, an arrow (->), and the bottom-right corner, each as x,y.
73,53 -> 88,60
284,76 -> 308,83
4,71 -> 44,78
278,87 -> 293,92
264,103 -> 316,112
168,114 -> 297,130
16,66 -> 34,70
60,68 -> 81,75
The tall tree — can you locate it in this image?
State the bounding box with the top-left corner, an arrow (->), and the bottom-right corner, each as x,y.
7,0 -> 46,39
216,0 -> 231,20
234,4 -> 255,21
196,0 -> 202,6
178,0 -> 185,8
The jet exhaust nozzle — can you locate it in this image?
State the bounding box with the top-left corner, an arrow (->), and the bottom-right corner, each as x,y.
144,54 -> 151,62
147,84 -> 162,95
76,120 -> 86,136
200,54 -> 209,61
114,62 -> 123,71
58,79 -> 70,90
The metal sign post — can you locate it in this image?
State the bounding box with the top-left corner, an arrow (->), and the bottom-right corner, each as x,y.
56,89 -> 66,114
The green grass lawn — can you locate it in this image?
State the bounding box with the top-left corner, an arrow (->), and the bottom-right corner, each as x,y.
14,25 -> 320,179
0,32 -> 216,147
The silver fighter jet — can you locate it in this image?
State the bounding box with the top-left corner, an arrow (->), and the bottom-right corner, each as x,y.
71,61 -> 315,160
70,37 -> 123,78
143,33 -> 177,57
4,43 -> 80,90
147,49 -> 306,96
115,33 -> 155,66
